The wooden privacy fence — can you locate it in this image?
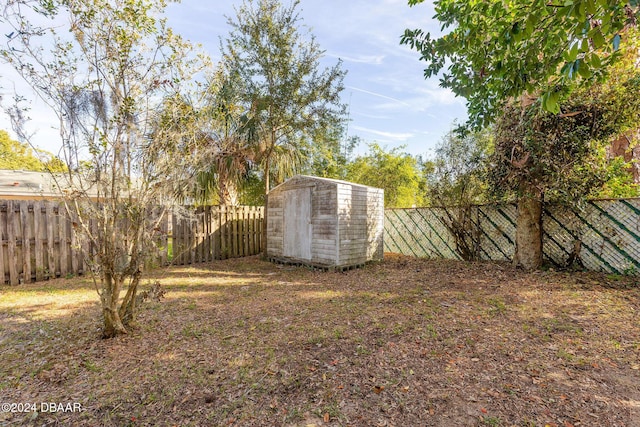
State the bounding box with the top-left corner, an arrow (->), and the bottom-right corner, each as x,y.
0,200 -> 84,285
170,205 -> 264,265
0,201 -> 264,285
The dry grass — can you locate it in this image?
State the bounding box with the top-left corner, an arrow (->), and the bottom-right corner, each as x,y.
1,254 -> 639,427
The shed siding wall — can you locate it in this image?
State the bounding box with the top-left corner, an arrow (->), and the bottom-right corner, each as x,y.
266,193 -> 284,256
336,184 -> 368,266
366,188 -> 385,261
310,181 -> 338,265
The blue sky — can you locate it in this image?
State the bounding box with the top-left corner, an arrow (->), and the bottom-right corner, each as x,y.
0,0 -> 467,158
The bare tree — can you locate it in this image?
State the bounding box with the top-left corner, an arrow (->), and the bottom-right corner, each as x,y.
1,0 -> 206,337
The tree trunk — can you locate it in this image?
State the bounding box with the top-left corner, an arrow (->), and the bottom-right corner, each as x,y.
218,179 -> 239,206
262,157 -> 270,257
119,269 -> 142,326
513,185 -> 543,270
264,156 -> 270,197
217,160 -> 240,206
101,273 -> 127,338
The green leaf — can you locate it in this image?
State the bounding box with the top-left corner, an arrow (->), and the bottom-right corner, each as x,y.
581,38 -> 589,52
571,59 -> 582,79
576,2 -> 586,20
544,90 -> 561,114
567,43 -> 579,61
560,61 -> 573,78
577,61 -> 591,78
591,29 -> 605,49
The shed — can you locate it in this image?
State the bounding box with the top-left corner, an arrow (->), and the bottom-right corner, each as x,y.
266,175 -> 384,268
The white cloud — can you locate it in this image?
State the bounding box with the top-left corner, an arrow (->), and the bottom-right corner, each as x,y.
352,125 -> 414,142
346,86 -> 411,107
331,54 -> 385,65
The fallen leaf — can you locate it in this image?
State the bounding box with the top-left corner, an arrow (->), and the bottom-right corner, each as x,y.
323,413 -> 330,423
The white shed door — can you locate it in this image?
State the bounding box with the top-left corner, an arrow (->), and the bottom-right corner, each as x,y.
283,188 -> 312,260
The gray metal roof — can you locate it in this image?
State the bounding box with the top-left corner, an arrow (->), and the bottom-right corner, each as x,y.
0,169 -> 63,199
270,174 -> 383,192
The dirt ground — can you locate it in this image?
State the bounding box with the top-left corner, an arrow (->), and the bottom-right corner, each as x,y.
1,254 -> 639,426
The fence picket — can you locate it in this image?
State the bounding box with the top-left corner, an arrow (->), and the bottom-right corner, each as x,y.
0,204 -> 5,284
7,201 -> 18,284
212,206 -> 220,260
248,207 -> 254,256
198,208 -> 205,262
46,202 -> 56,279
232,211 -> 238,257
243,207 -> 249,256
189,210 -> 196,264
70,210 -> 80,275
58,207 -> 68,277
220,205 -> 227,259
20,202 -> 32,283
205,207 -> 212,261
33,202 -> 44,281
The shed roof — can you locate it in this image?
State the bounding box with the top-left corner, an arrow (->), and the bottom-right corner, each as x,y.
271,175 -> 382,192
